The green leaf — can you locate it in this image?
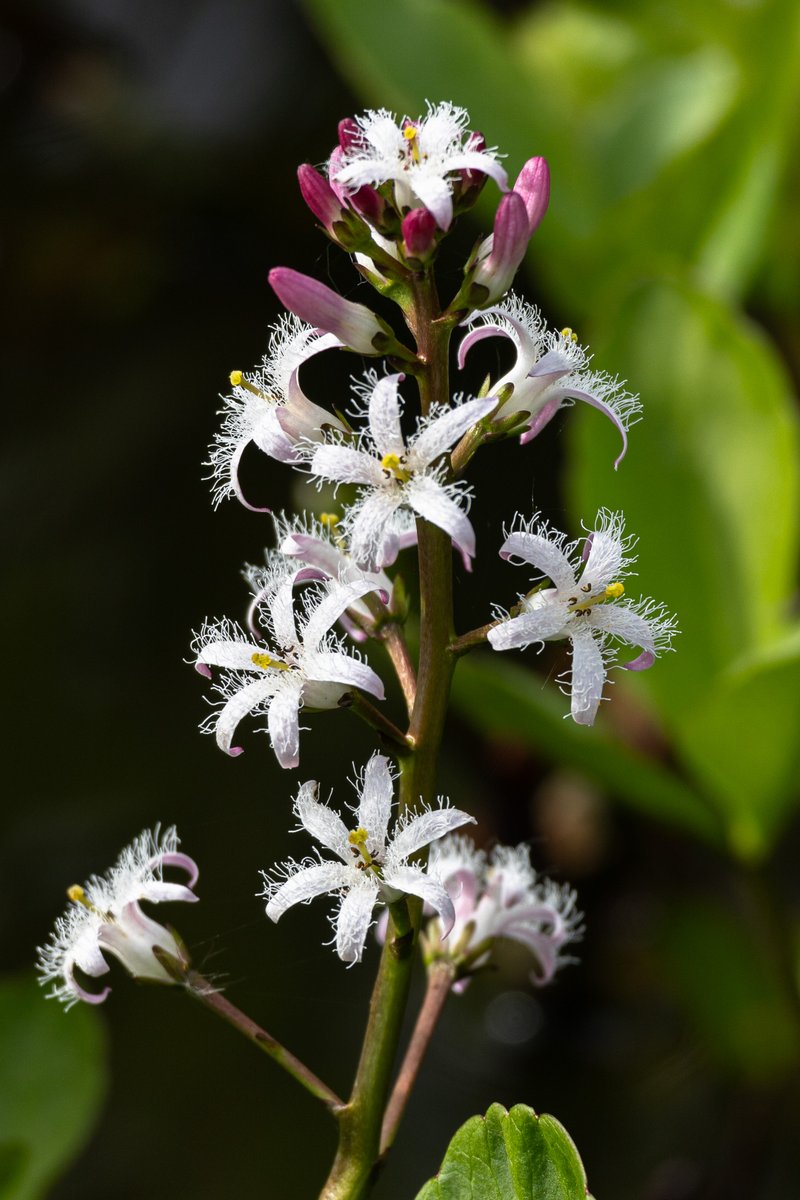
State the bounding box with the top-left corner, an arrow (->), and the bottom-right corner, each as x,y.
452,655 -> 721,846
659,899 -> 800,1082
0,973 -> 108,1200
415,1103 -> 589,1200
569,279 -> 800,857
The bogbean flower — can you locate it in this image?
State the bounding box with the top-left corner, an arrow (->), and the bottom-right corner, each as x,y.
193,566 -> 385,767
488,510 -> 678,725
260,753 -> 475,964
207,314 -> 347,511
255,511 -> 415,642
459,294 -> 641,467
422,835 -> 581,989
36,827 -> 198,1009
308,372 -> 497,571
329,102 -> 508,231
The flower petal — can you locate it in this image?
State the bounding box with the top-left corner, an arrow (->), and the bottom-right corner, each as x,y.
215,677 -> 282,756
487,599 -> 570,651
405,475 -> 476,562
347,489 -> 403,571
456,321 -> 513,371
310,443 -> 385,487
196,639 -> 261,674
357,753 -> 393,847
303,651 -> 385,701
295,780 -> 351,860
382,865 -> 456,937
411,396 -> 497,467
265,862 -> 352,922
389,806 -> 475,862
335,880 -> 379,963
587,603 -> 658,662
569,627 -> 606,726
268,675 -> 304,768
301,578 -> 382,649
562,386 -> 629,468
410,170 -> 454,230
368,373 -> 406,458
499,530 -> 577,592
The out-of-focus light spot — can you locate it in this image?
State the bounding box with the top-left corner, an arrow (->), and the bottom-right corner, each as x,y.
484,990 -> 543,1046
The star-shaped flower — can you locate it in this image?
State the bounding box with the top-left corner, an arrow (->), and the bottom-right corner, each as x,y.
459,295 -> 641,467
206,314 -> 346,512
261,754 -> 475,964
330,102 -> 508,231
36,826 -> 198,1009
308,372 -> 496,571
193,567 -> 385,766
488,510 -> 677,724
424,836 -> 582,988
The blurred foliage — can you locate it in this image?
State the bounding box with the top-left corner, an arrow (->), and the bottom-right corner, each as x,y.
414,1104 -> 592,1200
0,975 -> 107,1200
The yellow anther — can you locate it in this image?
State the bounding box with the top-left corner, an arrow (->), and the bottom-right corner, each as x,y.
402,124 -> 421,162
230,370 -> 243,387
560,327 -> 579,343
251,652 -> 289,671
320,513 -> 340,529
348,827 -> 369,848
67,884 -> 102,915
380,452 -> 412,483
230,372 -> 268,399
605,581 -> 625,600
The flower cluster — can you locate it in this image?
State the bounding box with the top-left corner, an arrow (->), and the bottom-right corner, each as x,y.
421,835 -> 582,989
36,827 -> 198,1008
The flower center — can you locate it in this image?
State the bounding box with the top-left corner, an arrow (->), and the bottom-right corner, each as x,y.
320,512 -> 347,550
560,327 -> 578,342
348,827 -> 381,874
570,581 -> 624,614
251,652 -> 290,671
67,884 -> 106,918
402,123 -> 421,164
380,452 -> 412,482
229,371 -> 273,402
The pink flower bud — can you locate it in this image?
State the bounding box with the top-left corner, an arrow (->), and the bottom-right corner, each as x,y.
471,192 -> 530,303
402,208 -> 437,259
337,117 -> 359,151
513,156 -> 550,235
297,164 -> 345,234
349,184 -> 386,226
268,268 -> 387,355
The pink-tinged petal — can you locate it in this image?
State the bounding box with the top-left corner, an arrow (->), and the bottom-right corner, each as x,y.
390,807 -> 475,862
268,573 -> 300,650
446,151 -> 508,194
368,373 -> 406,459
587,604 -> 658,664
499,531 -> 577,592
562,386 -> 629,468
72,931 -> 111,978
196,640 -> 261,673
580,524 -> 625,591
347,490 -> 404,571
268,676 -> 304,769
409,170 -> 454,230
295,780 -> 350,860
472,193 -> 530,303
150,851 -> 199,889
357,753 -> 393,846
301,578 -> 382,649
268,269 -> 384,356
304,651 -> 385,701
456,321 -> 513,370
67,968 -> 111,1006
310,443 -> 385,487
335,880 -> 379,963
327,146 -> 349,204
215,678 -> 282,756
383,866 -> 456,938
513,156 -> 550,235
487,601 -> 571,652
297,164 -> 345,233
228,437 -> 271,512
402,208 -> 437,257
405,475 -> 476,562
518,397 -> 562,444
280,533 -> 345,579
411,396 -> 498,467
569,627 -> 606,726
266,862 -> 352,922
527,348 -> 573,380
501,922 -> 560,983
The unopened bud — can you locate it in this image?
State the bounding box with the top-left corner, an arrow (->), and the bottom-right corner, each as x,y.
513,156 -> 550,235
402,208 -> 437,260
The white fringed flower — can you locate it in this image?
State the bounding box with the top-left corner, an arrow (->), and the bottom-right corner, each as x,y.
425,835 -> 582,988
308,372 -> 496,571
459,295 -> 641,467
193,566 -> 385,767
261,753 -> 475,964
488,510 -> 677,724
330,102 -> 508,231
206,314 -> 347,511
36,827 -> 198,1009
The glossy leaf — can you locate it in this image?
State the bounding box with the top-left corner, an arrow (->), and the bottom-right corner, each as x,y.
414,1103 -> 591,1200
0,974 -> 108,1200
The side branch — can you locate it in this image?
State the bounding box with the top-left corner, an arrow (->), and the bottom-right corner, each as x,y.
341,690 -> 413,755
449,620 -> 499,657
184,970 -> 344,1112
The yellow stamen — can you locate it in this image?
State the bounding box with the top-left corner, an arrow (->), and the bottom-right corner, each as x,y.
605,581 -> 625,600
380,452 -> 412,483
320,513 -> 340,529
402,124 -> 421,162
573,580 -> 625,613
230,371 -> 268,399
251,652 -> 290,671
229,370 -> 243,386
348,827 -> 369,849
348,827 -> 379,872
560,327 -> 579,343
67,884 -> 101,915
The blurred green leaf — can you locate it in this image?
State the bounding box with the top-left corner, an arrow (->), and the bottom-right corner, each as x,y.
414,1103 -> 590,1200
0,974 -> 108,1200
569,279 -> 800,857
659,898 -> 800,1082
452,655 -> 721,845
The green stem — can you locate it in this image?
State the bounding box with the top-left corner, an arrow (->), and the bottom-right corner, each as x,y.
342,690 -> 413,755
184,971 -> 344,1112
